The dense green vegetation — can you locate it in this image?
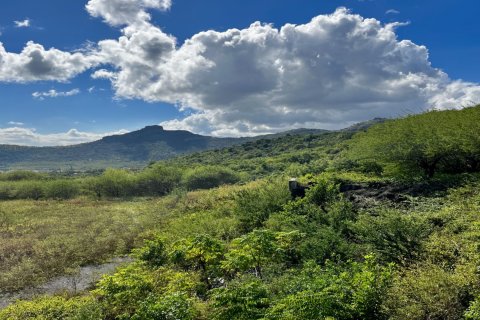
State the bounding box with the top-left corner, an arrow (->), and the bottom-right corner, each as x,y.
1,106 -> 480,319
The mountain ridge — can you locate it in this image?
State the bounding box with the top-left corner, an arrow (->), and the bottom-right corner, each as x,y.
0,119 -> 385,171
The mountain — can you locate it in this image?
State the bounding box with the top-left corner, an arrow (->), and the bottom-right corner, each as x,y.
0,126 -> 245,171
0,121 -> 378,171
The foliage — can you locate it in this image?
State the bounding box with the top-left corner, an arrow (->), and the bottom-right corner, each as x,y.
466,296 -> 480,320
210,278 -> 270,320
0,296 -> 103,320
170,234 -> 225,289
347,106 -> 480,178
266,256 -> 394,320
136,236 -> 169,267
182,165 -> 241,190
45,179 -> 80,199
234,178 -> 290,232
384,263 -> 474,320
3,107 -> 480,319
132,292 -> 197,320
350,209 -> 429,264
136,164 -> 182,196
94,264 -> 155,319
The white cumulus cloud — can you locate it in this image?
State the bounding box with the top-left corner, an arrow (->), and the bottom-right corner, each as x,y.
0,41 -> 101,82
0,2 -> 479,136
0,127 -> 129,146
85,0 -> 171,27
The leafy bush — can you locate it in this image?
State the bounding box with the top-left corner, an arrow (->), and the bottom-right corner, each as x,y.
136,164 -> 182,196
94,264 -> 155,319
183,166 -> 241,190
0,170 -> 44,181
234,179 -> 290,232
170,234 -> 225,289
95,168 -> 135,197
132,292 -> 197,320
347,106 -> 480,178
350,209 -> 429,264
210,278 -> 270,320
384,264 -> 472,320
0,296 -> 103,320
12,181 -> 45,200
45,179 -> 80,199
137,236 -> 169,267
466,296 -> 480,320
266,256 -> 393,320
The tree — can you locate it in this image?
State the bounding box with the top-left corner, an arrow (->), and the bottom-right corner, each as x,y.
347,106 -> 480,178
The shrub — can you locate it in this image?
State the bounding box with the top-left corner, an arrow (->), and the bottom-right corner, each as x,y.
13,181 -> 45,200
132,293 -> 197,320
347,106 -> 480,178
234,179 -> 290,233
96,168 -> 135,197
0,296 -> 103,320
94,264 -> 155,319
466,296 -> 480,320
384,264 -> 471,320
45,179 -> 80,199
182,166 -> 240,190
266,256 -> 393,320
137,236 -> 169,267
0,170 -> 44,181
210,278 -> 270,320
136,164 -> 182,196
350,209 -> 429,264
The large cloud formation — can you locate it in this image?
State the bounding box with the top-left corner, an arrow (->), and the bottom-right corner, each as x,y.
1,0 -> 479,136
0,41 -> 100,82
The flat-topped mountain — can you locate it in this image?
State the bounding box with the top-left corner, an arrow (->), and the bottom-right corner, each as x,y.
0,125 -> 246,171
0,120 -> 383,171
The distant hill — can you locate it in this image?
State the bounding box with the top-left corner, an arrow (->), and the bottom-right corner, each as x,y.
0,120 -> 379,171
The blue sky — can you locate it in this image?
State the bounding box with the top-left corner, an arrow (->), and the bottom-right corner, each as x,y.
0,0 -> 479,145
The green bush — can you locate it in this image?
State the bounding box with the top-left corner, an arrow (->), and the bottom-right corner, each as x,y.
210,278 -> 270,320
350,209 -> 429,264
466,296 -> 480,320
0,296 -> 103,320
94,264 -> 155,319
234,179 -> 290,232
0,170 -> 44,181
13,181 -> 45,200
384,264 -> 471,320
182,166 -> 241,190
137,236 -> 169,267
266,256 -> 393,320
347,106 -> 480,178
0,183 -> 14,200
136,164 -> 182,196
132,292 -> 197,320
45,179 -> 80,199
95,168 -> 135,197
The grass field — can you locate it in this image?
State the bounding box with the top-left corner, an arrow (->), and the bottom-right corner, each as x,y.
0,181 -> 252,294
0,197 -> 167,293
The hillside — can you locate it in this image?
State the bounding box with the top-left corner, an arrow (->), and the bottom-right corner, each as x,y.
2,107 -> 480,319
0,126 -> 243,171
0,125 -> 338,171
